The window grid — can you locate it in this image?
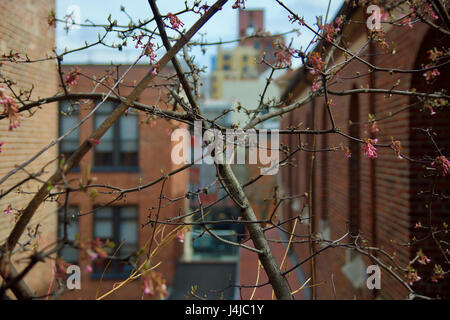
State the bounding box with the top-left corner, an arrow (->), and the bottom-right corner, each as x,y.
92,206 -> 139,279
93,103 -> 139,170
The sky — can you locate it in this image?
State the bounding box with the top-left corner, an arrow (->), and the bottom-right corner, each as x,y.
56,0 -> 344,72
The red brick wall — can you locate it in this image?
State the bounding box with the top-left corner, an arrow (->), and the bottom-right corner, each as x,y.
0,0 -> 58,297
281,19 -> 449,299
58,65 -> 187,299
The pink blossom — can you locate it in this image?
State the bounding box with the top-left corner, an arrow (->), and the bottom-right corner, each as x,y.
166,13 -> 184,30
133,32 -> 146,48
0,141 -> 3,153
340,145 -> 351,158
344,148 -> 351,158
423,65 -> 440,81
144,42 -> 158,64
362,139 -> 378,159
288,15 -> 305,26
65,68 -> 79,87
323,16 -> 343,43
0,86 -> 23,130
426,4 -> 439,20
364,122 -> 380,135
151,64 -> 159,75
417,255 -> 431,265
431,155 -> 450,177
86,249 -> 99,261
176,229 -> 186,243
55,258 -> 69,281
406,269 -> 421,286
4,205 -> 12,215
85,265 -> 93,273
391,140 -> 402,159
142,274 -> 154,296
133,33 -> 158,65
432,264 -> 445,283
311,80 -> 320,92
307,52 -> 324,75
274,46 -> 293,68
89,138 -> 100,145
425,103 -> 436,115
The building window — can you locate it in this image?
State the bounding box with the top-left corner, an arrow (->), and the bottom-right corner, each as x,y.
242,55 -> 248,62
92,206 -> 139,279
191,206 -> 242,260
223,54 -> 231,60
223,64 -> 231,71
59,102 -> 80,160
94,101 -> 139,170
58,206 -> 79,264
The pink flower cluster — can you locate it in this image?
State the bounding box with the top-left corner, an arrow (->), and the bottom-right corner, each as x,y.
362,138 -> 378,159
65,67 -> 79,87
423,66 -> 440,81
391,140 -> 402,159
416,249 -> 431,265
364,115 -> 380,135
406,268 -> 421,286
432,264 -> 445,283
288,14 -> 305,26
423,48 -> 444,81
425,102 -> 436,115
142,270 -> 169,299
166,13 -> 184,30
4,205 -> 12,215
311,79 -> 320,92
55,258 -> 70,281
322,16 -> 344,43
133,32 -> 158,65
0,86 -> 23,130
431,155 -> 450,177
340,145 -> 351,158
176,228 -> 186,243
307,52 -> 324,75
0,141 -> 3,153
274,45 -> 294,68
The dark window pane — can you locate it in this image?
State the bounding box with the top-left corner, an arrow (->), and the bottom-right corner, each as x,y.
92,206 -> 138,278
94,102 -> 139,169
58,206 -> 79,263
59,102 -> 80,157
95,152 -> 114,167
94,207 -> 114,239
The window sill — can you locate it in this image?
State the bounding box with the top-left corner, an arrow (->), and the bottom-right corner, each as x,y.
92,166 -> 140,173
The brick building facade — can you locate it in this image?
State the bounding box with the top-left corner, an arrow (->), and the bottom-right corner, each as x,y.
280,5 -> 450,299
0,0 -> 59,297
57,64 -> 189,299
